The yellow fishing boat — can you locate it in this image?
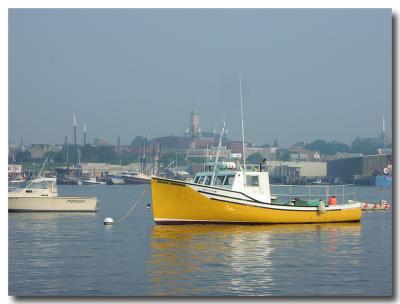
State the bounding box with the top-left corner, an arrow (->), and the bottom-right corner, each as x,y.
151,73 -> 361,224
151,164 -> 362,224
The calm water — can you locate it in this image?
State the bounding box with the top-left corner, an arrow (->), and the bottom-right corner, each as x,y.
9,185 -> 392,296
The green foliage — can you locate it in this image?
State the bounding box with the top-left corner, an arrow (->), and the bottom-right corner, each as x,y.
350,137 -> 380,155
15,150 -> 31,163
305,140 -> 350,155
81,145 -> 118,163
120,151 -> 137,165
246,152 -> 264,164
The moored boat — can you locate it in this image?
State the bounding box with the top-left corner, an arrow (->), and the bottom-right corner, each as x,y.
151,167 -> 362,224
106,175 -> 126,185
9,177 -> 97,212
122,172 -> 151,185
81,177 -> 106,185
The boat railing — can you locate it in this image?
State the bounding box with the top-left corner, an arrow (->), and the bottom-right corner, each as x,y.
270,184 -> 356,204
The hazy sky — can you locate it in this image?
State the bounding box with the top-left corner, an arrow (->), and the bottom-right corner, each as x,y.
9,9 -> 392,147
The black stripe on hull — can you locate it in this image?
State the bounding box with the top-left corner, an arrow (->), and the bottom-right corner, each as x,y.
197,190 -> 256,203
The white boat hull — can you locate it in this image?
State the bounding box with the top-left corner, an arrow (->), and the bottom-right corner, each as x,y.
9,196 -> 97,212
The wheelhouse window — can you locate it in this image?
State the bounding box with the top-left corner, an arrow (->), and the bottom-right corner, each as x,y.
27,182 -> 48,189
205,175 -> 212,185
198,176 -> 206,184
194,176 -> 200,184
224,175 -> 235,186
246,175 -> 259,187
214,175 -> 225,186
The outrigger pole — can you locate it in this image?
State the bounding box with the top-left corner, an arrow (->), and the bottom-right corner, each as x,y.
211,119 -> 226,185
239,70 -> 246,185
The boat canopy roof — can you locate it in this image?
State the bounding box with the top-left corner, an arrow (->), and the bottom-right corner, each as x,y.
25,177 -> 57,188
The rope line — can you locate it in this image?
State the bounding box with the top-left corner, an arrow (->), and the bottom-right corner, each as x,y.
115,188 -> 147,225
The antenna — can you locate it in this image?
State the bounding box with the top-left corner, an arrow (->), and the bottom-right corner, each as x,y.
38,156 -> 49,177
239,70 -> 246,185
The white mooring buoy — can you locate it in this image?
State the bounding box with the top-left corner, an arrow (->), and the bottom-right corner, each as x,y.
104,217 -> 114,225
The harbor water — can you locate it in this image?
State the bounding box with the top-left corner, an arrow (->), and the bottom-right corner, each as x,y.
9,184 -> 392,296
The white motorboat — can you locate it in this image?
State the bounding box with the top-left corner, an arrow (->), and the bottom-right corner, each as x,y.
8,177 -> 97,212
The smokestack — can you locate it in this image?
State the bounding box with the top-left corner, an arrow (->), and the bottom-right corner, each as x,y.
73,114 -> 77,165
64,135 -> 68,164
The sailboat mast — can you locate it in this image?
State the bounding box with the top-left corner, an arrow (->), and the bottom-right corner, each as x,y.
239,70 -> 246,185
74,114 -> 78,166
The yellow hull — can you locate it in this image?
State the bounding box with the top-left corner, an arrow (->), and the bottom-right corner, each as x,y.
151,178 -> 362,224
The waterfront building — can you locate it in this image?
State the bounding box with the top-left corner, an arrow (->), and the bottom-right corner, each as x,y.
8,164 -> 22,180
260,160 -> 327,184
186,147 -> 231,160
327,154 -> 391,184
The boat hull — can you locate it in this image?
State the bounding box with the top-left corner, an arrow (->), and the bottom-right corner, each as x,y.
123,176 -> 150,185
151,178 -> 362,224
8,196 -> 97,212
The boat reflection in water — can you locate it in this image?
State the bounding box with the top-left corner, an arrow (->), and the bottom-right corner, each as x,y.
147,223 -> 361,296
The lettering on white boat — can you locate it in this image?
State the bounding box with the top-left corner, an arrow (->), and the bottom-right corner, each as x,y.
157,180 -> 185,187
66,199 -> 87,203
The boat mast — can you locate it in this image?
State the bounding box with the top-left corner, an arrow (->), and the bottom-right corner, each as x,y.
211,120 -> 226,185
239,70 -> 246,185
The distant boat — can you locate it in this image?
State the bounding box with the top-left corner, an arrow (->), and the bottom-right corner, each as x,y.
81,177 -> 106,185
9,177 -> 97,212
106,175 -> 126,185
122,172 -> 151,185
349,200 -> 391,211
8,176 -> 28,187
57,176 -> 82,185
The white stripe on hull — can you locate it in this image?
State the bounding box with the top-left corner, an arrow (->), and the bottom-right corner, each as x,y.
8,197 -> 97,212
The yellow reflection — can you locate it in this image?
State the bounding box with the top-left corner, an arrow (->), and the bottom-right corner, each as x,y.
147,223 -> 361,295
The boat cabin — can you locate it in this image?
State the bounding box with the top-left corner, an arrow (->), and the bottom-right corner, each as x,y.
192,161 -> 272,203
11,177 -> 58,197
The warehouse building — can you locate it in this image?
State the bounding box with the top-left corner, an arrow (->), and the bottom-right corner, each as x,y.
327,154 -> 391,184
